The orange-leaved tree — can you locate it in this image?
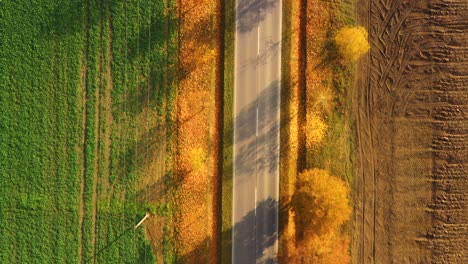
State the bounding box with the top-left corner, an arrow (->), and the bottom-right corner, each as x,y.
293,231 -> 351,264
334,26 -> 370,62
293,168 -> 351,234
292,168 -> 352,263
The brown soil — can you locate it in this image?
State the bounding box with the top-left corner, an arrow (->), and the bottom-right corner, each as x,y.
353,0 -> 468,263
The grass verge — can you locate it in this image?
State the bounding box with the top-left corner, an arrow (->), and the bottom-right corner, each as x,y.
220,0 -> 235,262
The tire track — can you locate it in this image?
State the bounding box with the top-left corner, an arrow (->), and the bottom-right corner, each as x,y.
78,2 -> 91,262
90,1 -> 106,262
356,0 -> 468,263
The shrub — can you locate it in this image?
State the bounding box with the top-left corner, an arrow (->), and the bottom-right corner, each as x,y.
293,232 -> 351,264
189,147 -> 206,172
334,26 -> 370,61
293,168 -> 351,234
311,86 -> 334,114
305,113 -> 328,148
292,168 -> 352,263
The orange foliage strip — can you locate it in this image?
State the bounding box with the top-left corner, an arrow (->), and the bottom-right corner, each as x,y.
278,0 -> 303,262
175,0 -> 219,263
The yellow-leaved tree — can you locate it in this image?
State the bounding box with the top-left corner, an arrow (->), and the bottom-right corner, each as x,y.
292,168 -> 352,263
293,232 -> 351,264
334,26 -> 370,62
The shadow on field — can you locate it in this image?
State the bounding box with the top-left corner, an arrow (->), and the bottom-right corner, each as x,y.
86,221 -> 154,263
43,1 -> 177,121
86,226 -> 133,263
112,123 -> 168,185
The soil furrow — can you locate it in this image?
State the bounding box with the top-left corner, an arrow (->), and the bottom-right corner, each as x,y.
355,0 -> 467,263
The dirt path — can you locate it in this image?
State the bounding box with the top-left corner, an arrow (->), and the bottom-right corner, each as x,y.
354,0 -> 468,263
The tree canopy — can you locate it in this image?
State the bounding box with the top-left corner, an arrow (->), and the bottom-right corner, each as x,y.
292,168 -> 352,263
293,168 -> 351,234
334,26 -> 370,62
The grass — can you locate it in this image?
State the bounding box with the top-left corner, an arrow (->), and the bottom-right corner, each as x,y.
278,0 -> 302,261
0,1 -> 83,262
221,0 -> 235,262
97,0 -> 178,263
0,0 -> 177,262
308,0 -> 356,185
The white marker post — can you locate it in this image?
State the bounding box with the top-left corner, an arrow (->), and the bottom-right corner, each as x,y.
134,212 -> 151,230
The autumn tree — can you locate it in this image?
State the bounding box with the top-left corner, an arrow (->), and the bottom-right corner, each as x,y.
293,168 -> 351,234
291,169 -> 352,263
334,26 -> 370,62
293,232 -> 351,264
305,113 -> 328,148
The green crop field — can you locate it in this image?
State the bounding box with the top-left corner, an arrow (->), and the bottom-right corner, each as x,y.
0,0 -> 177,263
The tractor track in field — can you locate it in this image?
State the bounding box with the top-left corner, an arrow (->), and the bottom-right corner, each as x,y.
355,0 -> 468,263
78,2 -> 91,262
90,1 -> 104,261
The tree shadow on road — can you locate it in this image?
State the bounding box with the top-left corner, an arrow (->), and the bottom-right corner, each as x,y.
178,198 -> 288,264
234,80 -> 281,181
236,0 -> 280,33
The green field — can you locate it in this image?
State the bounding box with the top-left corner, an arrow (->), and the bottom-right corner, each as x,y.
0,0 -> 176,263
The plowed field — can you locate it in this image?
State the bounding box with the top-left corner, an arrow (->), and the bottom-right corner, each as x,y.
353,0 -> 468,263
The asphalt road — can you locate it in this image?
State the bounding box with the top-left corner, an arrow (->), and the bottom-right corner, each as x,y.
232,0 -> 281,263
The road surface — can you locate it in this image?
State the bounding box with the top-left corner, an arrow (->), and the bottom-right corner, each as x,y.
232,0 -> 282,263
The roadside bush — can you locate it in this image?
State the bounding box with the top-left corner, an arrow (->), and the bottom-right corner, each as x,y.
293,232 -> 351,264
293,168 -> 351,234
305,113 -> 328,148
334,26 -> 370,62
311,86 -> 334,114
